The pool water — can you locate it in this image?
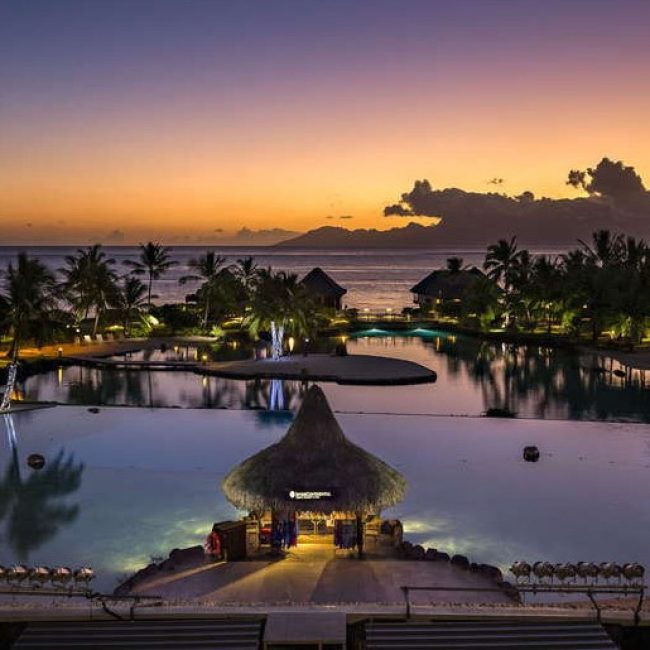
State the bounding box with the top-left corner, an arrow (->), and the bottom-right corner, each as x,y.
1,406 -> 649,593
18,333 -> 650,422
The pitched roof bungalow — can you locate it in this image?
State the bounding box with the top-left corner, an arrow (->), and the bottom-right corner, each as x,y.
300,267 -> 347,310
410,267 -> 485,306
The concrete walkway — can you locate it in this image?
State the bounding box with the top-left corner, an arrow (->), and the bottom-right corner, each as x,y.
12,336 -> 217,362
205,354 -> 436,385
132,544 -> 508,606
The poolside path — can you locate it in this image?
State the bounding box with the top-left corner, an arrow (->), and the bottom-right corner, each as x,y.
12,336 -> 217,362
132,543 -> 509,606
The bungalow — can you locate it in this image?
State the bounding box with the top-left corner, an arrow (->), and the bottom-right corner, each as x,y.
300,267 -> 347,310
410,267 -> 485,308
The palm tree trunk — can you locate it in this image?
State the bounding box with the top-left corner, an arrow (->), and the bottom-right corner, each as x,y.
93,310 -> 100,337
356,512 -> 364,559
148,271 -> 153,308
8,335 -> 19,362
203,296 -> 210,330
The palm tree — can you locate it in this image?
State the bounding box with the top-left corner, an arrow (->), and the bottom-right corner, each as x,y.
60,245 -> 118,336
484,237 -> 521,287
1,253 -> 58,361
247,269 -> 315,359
484,237 -> 522,325
124,242 -> 177,307
234,256 -> 260,300
578,230 -> 623,268
532,256 -> 561,333
179,251 -> 228,329
111,276 -> 148,336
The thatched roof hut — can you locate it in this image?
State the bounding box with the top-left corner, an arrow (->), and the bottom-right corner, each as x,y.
410,267 -> 485,305
300,267 -> 347,309
221,385 -> 406,515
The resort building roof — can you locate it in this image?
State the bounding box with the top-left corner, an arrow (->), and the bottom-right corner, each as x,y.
221,385 -> 406,514
300,267 -> 347,298
410,267 -> 485,301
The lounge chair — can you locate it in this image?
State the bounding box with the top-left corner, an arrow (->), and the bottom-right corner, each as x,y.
82,335 -> 92,346
105,332 -> 114,342
95,334 -> 104,344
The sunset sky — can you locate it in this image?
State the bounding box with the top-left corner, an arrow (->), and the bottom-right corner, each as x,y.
1,0 -> 649,244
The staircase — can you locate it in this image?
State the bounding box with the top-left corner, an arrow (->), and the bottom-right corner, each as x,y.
364,619 -> 618,649
13,618 -> 264,649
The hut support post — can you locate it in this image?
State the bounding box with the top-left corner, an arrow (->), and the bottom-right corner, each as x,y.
356,512 -> 364,559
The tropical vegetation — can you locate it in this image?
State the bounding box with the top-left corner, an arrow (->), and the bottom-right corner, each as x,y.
436,230 -> 650,345
2,231 -> 650,362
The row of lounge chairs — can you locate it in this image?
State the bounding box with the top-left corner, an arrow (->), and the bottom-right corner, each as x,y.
76,332 -> 126,346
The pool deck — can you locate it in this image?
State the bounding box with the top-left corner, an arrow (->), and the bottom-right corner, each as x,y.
125,542 -> 509,606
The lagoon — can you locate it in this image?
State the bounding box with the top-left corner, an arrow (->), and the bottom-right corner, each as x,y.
1,405 -> 649,594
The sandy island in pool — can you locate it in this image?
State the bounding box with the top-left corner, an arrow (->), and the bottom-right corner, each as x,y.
204,354 -> 436,385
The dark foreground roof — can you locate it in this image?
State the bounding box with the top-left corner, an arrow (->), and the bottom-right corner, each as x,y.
410,267 -> 485,300
300,267 -> 347,297
13,618 -> 264,649
221,385 -> 406,514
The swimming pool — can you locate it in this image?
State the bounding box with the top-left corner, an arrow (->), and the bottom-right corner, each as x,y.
2,405 -> 649,593
18,333 -> 650,422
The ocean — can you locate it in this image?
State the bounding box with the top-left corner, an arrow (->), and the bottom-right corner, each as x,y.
0,246 -> 563,311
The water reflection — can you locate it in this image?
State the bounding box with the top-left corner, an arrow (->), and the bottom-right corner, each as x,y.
0,414 -> 84,560
16,335 -> 650,421
347,334 -> 650,422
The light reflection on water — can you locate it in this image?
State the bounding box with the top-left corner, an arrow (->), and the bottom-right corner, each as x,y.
18,334 -> 650,422
1,406 -> 649,592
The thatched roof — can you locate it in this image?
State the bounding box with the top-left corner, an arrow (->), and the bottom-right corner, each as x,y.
410,267 -> 485,300
221,385 -> 406,514
300,267 -> 347,298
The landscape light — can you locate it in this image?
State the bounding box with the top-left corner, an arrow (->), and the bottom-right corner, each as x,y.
57,346 -> 63,359
512,560 -> 645,586
50,567 -> 73,586
288,336 -> 295,353
0,565 -> 94,591
6,565 -> 29,583
201,353 -> 208,364
73,567 -> 95,585
29,567 -> 51,586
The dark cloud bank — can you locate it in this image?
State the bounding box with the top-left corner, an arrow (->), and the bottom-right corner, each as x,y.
277,158 -> 650,249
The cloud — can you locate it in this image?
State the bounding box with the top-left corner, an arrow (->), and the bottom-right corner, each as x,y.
384,203 -> 414,217
382,161 -> 650,245
339,215 -> 354,220
229,227 -> 299,244
214,228 -> 224,232
488,177 -> 504,185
